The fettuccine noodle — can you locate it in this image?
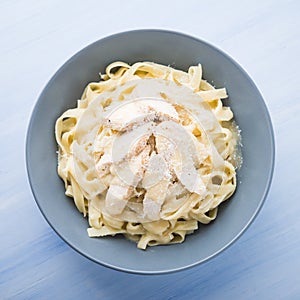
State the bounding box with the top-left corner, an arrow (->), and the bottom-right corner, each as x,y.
55,62 -> 240,249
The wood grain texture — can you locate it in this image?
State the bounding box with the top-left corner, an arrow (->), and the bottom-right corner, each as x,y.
1,0 -> 299,299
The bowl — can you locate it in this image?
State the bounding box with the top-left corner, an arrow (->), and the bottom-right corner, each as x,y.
26,29 -> 275,274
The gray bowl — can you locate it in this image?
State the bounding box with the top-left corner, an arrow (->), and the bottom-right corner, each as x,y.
26,30 -> 275,274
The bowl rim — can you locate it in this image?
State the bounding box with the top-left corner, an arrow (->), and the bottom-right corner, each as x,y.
26,29 -> 275,274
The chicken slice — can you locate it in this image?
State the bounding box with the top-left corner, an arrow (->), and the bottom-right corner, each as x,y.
155,121 -> 206,196
141,152 -> 171,220
105,177 -> 133,215
142,153 -> 169,189
104,99 -> 179,131
95,153 -> 112,178
111,122 -> 154,163
143,178 -> 170,220
114,145 -> 151,187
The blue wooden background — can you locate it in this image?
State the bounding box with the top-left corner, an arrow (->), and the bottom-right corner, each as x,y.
1,0 -> 299,299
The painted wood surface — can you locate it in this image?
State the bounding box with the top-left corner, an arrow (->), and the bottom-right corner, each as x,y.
1,0 -> 299,299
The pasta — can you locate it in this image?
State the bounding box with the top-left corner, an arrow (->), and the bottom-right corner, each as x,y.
55,61 -> 240,249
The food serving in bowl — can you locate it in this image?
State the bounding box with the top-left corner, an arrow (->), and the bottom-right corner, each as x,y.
55,61 -> 241,249
26,30 -> 274,273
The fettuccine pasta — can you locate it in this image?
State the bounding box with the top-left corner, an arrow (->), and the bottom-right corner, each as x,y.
55,61 -> 240,249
